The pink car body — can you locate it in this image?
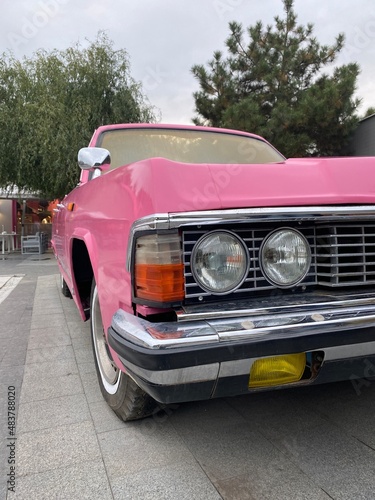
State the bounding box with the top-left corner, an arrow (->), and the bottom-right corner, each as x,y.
52,123 -> 375,419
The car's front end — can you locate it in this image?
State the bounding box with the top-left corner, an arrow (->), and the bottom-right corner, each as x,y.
109,206 -> 375,404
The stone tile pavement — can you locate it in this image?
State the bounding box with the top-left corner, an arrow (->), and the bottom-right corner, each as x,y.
2,252 -> 375,499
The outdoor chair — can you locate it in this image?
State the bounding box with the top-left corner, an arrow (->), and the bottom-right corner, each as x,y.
21,232 -> 47,254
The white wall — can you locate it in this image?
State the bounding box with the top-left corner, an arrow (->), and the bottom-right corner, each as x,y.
0,200 -> 13,233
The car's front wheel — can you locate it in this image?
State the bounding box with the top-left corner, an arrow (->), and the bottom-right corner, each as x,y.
90,279 -> 159,421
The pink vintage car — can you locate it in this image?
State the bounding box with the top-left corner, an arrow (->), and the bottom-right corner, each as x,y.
52,123 -> 375,421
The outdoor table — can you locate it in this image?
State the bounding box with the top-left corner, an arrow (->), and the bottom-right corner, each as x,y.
0,233 -> 16,255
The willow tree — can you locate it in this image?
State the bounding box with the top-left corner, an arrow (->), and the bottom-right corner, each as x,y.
192,0 -> 360,157
0,33 -> 157,198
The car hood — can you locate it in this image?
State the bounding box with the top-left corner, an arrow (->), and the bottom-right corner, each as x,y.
111,156 -> 375,217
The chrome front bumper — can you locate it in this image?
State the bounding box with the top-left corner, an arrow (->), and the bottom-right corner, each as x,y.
108,291 -> 375,403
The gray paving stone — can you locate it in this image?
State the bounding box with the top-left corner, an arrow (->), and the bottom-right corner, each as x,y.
98,421 -> 197,480
30,314 -> 68,330
33,291 -> 61,300
111,462 -> 222,500
31,305 -> 65,315
170,398 -> 247,432
25,345 -> 76,365
301,397 -> 375,450
0,347 -> 27,368
34,285 -> 60,293
60,295 -> 77,308
272,421 -> 375,499
0,326 -> 29,340
0,365 -> 25,388
71,334 -> 91,349
17,394 -> 91,433
80,370 -> 103,403
67,321 -> 91,339
60,297 -> 78,310
32,302 -> 62,312
22,358 -> 78,379
174,421 -> 285,484
77,361 -> 97,375
354,381 -> 375,409
17,312 -> 33,325
0,337 -> 26,351
32,299 -> 61,310
20,372 -> 83,403
74,346 -> 95,364
27,331 -> 71,349
214,468 -> 331,500
226,391 -> 328,441
89,400 -> 125,434
29,324 -> 70,337
12,460 -> 113,500
1,309 -> 28,324
16,421 -> 101,476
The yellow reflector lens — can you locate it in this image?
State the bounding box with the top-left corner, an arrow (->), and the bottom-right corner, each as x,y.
249,353 -> 306,388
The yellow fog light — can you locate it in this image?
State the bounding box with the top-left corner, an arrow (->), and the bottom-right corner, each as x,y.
249,353 -> 306,388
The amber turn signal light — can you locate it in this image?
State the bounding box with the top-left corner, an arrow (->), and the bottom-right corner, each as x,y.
135,263 -> 184,302
134,233 -> 184,303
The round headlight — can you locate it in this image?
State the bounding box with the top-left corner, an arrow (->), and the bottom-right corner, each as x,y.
191,231 -> 249,294
260,229 -> 311,288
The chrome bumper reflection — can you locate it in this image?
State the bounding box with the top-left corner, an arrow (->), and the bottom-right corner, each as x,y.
111,292 -> 375,351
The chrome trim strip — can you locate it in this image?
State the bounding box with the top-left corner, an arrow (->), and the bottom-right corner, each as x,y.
219,359 -> 254,378
127,206 -> 375,270
216,315 -> 375,343
177,292 -> 375,322
120,358 -> 219,385
167,206 -> 375,226
321,341 -> 375,361
111,300 -> 375,351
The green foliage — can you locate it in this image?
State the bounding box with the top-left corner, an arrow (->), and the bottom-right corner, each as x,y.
191,0 -> 360,157
362,107 -> 375,119
0,32 -> 158,198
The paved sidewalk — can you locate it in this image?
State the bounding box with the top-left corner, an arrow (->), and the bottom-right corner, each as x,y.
0,252 -> 58,499
2,252 -> 375,499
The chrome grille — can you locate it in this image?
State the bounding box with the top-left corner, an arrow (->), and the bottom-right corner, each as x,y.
183,226 -> 317,299
182,222 -> 375,300
316,224 -> 375,286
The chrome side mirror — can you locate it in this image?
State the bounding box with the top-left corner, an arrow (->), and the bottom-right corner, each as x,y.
78,147 -> 111,170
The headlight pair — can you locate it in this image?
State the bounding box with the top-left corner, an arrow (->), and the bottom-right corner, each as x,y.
192,229 -> 311,295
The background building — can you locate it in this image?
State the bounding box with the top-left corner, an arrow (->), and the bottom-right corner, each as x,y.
347,114 -> 375,156
0,188 -> 56,249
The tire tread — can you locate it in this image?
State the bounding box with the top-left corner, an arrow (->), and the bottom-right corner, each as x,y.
114,376 -> 159,421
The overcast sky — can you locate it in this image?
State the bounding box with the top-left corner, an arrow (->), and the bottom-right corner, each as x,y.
1,0 -> 374,124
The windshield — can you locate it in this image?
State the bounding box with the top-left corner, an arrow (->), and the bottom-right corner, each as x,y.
96,128 -> 284,170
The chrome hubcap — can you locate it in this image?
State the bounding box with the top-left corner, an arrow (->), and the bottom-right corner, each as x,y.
92,286 -> 120,394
